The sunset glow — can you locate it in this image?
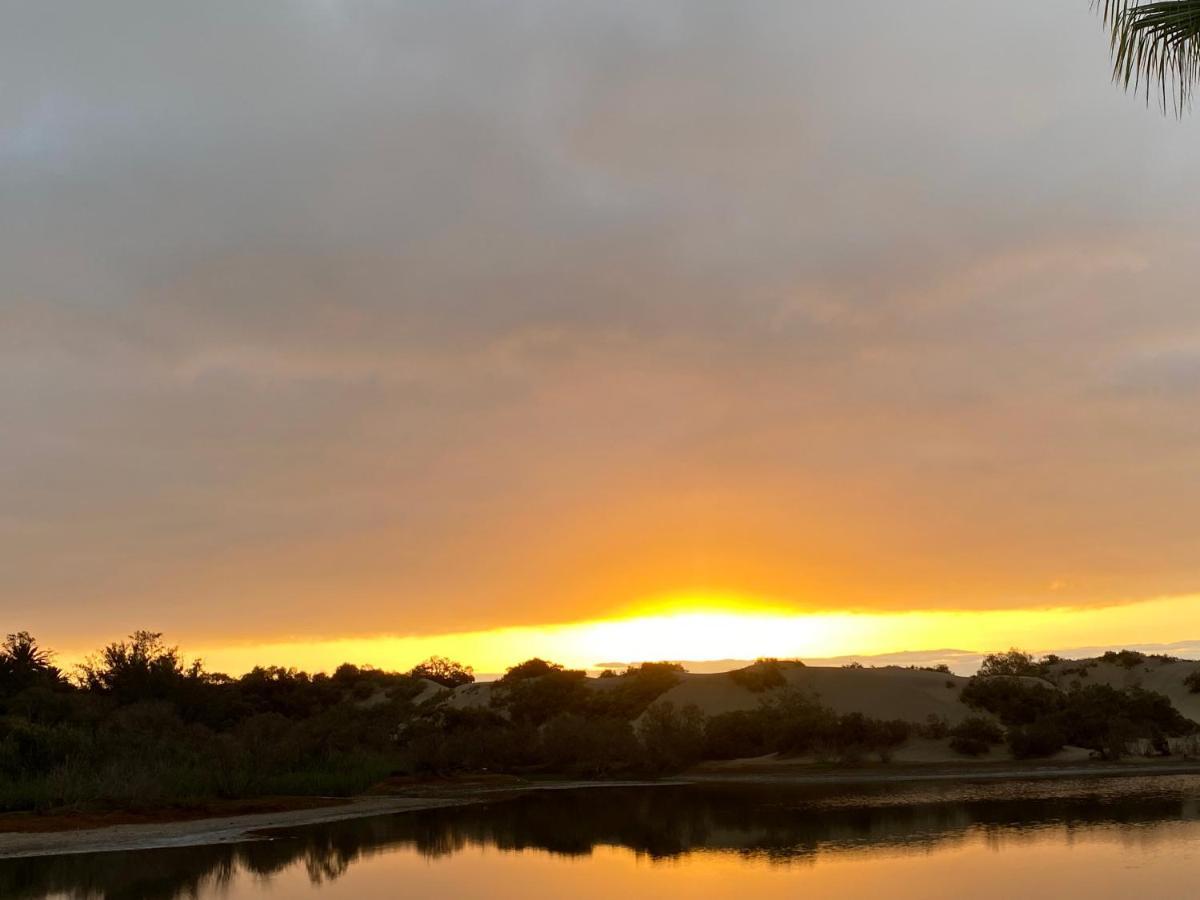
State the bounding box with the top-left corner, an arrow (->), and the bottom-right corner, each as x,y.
7,1 -> 1200,679
63,593 -> 1196,678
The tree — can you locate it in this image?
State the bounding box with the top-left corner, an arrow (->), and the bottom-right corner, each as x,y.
78,631 -> 201,703
500,658 -> 569,682
949,716 -> 1005,757
637,701 -> 705,773
978,649 -> 1045,678
0,632 -> 61,696
1101,1 -> 1200,113
409,656 -> 475,689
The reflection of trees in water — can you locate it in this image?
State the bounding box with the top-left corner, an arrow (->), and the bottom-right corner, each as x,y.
4,778 -> 1199,900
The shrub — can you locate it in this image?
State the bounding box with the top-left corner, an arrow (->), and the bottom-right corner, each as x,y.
1185,670 -> 1200,695
918,714 -> 950,740
541,714 -> 639,775
501,658 -> 573,683
761,690 -> 840,756
948,716 -> 1004,757
589,662 -> 683,719
408,657 -> 475,689
493,668 -> 588,726
978,649 -> 1046,678
1101,650 -> 1147,670
637,702 -> 705,773
834,713 -> 909,763
960,676 -> 1060,727
728,659 -> 789,693
705,710 -> 771,760
1007,721 -> 1067,759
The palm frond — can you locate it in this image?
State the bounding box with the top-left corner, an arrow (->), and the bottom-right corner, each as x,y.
1100,0 -> 1200,113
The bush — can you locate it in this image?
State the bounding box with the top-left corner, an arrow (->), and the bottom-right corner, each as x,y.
948,716 -> 1004,757
960,677 -> 1060,727
501,658 -> 576,683
1007,721 -> 1067,759
541,714 -> 639,775
493,668 -> 588,726
761,690 -> 840,756
1100,650 -> 1146,670
728,659 -> 790,693
963,673 -> 1195,760
637,702 -> 705,773
705,710 -> 771,760
918,714 -> 950,739
978,649 -> 1046,678
834,713 -> 909,763
589,662 -> 683,719
408,657 -> 474,689
1185,670 -> 1200,695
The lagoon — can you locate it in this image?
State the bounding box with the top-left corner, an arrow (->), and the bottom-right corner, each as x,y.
7,775 -> 1200,899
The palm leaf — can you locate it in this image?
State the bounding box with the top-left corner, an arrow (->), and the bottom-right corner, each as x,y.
1100,0 -> 1200,112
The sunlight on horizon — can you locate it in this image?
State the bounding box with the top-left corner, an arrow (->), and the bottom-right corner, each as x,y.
52,592 -> 1200,678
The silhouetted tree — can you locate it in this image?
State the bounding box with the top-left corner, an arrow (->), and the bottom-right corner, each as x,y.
0,632 -> 61,696
500,658 -> 570,682
978,649 -> 1045,678
78,631 -> 202,704
948,716 -> 1005,757
637,701 -> 705,773
409,656 -> 475,688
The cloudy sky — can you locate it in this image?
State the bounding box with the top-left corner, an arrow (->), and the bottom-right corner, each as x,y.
4,1 -> 1200,667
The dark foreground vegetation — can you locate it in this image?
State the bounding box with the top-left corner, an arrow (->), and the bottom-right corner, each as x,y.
960,648 -> 1195,763
0,635 -> 1197,814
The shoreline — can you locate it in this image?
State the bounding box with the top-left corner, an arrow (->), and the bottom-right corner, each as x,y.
4,762 -> 1200,860
683,760 -> 1200,786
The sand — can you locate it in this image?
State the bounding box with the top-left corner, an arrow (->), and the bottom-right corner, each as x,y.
643,666 -> 973,724
0,796 -> 470,860
1046,657 -> 1200,722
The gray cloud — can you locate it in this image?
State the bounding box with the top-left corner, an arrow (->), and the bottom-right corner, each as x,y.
3,0 -> 1200,643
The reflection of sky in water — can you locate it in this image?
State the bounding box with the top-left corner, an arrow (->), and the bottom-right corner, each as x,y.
8,776 -> 1200,899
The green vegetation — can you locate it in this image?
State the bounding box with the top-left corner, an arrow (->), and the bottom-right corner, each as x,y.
948,716 -> 1005,757
977,649 -> 1048,679
961,672 -> 1195,759
702,690 -> 910,764
1100,650 -> 1148,669
0,634 -> 701,809
1101,0 -> 1200,113
3,632 -> 1197,813
408,656 -> 475,688
727,658 -> 801,692
0,631 -> 429,811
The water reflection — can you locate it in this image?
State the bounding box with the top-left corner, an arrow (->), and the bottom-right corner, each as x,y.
5,775 -> 1200,900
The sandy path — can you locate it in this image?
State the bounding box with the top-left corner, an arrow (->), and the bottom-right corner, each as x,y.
685,761 -> 1200,786
0,796 -> 471,860
0,781 -> 667,860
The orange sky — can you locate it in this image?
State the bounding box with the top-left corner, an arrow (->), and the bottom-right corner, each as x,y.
4,2 -> 1200,667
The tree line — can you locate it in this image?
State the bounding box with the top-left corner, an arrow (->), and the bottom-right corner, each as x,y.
1,633 -> 1197,812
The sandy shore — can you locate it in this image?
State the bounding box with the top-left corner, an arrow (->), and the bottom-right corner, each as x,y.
685,760 -> 1200,786
0,781 -> 664,860
5,763 -> 1200,860
0,796 -> 473,860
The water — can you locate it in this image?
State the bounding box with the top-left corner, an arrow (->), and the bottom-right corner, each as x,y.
8,775 -> 1200,899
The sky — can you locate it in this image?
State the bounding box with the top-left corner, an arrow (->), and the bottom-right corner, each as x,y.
3,1 -> 1200,673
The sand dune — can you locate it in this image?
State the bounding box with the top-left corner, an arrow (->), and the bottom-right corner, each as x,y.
439,664 -> 972,725
436,656 -> 1200,732
649,666 -> 971,724
1045,657 -> 1200,723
